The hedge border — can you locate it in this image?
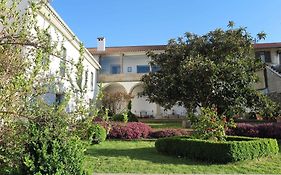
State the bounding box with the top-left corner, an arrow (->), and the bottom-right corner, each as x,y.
155,136 -> 279,163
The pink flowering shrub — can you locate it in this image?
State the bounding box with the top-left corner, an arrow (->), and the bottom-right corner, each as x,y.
227,123 -> 281,139
108,122 -> 152,139
149,129 -> 191,138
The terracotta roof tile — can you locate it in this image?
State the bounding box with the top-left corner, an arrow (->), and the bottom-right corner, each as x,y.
88,45 -> 166,55
254,42 -> 281,49
88,43 -> 281,55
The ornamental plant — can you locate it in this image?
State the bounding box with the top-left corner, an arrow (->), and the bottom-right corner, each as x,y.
108,122 -> 152,140
188,107 -> 234,141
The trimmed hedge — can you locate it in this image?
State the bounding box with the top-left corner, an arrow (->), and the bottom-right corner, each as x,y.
155,136 -> 279,163
227,123 -> 281,139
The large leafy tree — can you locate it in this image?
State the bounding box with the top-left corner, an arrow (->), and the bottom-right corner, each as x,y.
142,22 -> 276,118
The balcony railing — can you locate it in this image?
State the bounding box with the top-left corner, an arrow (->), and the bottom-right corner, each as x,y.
98,73 -> 144,82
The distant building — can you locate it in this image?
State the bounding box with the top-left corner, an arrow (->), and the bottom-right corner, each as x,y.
254,43 -> 281,94
89,39 -> 281,118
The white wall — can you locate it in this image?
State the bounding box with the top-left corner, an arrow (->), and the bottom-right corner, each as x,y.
123,55 -> 150,73
270,49 -> 279,65
100,54 -> 150,74
18,1 -> 100,111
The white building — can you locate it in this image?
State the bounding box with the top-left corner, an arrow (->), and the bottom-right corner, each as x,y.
89,39 -> 281,118
89,38 -> 187,118
254,43 -> 281,94
17,1 -> 101,110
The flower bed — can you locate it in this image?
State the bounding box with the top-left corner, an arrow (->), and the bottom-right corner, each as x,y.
155,136 -> 279,163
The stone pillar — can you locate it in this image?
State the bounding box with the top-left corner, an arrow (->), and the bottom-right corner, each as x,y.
120,53 -> 124,73
155,104 -> 161,118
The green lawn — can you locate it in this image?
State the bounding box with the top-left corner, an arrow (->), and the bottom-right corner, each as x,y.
139,119 -> 183,129
84,140 -> 281,174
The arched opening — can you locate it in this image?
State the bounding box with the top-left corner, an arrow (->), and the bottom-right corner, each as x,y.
102,83 -> 130,114
130,84 -> 157,118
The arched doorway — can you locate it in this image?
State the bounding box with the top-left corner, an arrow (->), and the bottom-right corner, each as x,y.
102,83 -> 130,114
130,84 -> 157,118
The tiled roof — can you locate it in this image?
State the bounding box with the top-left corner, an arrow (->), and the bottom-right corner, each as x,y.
254,42 -> 281,49
88,45 -> 166,55
88,43 -> 281,55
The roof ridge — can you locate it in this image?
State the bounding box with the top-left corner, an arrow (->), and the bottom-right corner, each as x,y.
88,44 -> 166,49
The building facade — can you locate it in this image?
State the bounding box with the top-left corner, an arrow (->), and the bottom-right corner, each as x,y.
19,1 -> 101,110
254,43 -> 281,94
89,39 -> 281,118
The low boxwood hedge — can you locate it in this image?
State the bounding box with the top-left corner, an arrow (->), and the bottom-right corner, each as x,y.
155,136 -> 279,163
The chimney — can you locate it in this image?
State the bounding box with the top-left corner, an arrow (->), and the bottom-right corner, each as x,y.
97,37 -> 106,52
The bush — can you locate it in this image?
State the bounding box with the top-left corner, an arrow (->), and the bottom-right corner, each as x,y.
155,136 -> 279,163
150,129 -> 191,138
227,123 -> 281,139
127,111 -> 138,122
21,117 -> 87,175
89,124 -> 107,144
188,107 -> 230,141
0,123 -> 25,175
108,122 -> 152,139
111,113 -> 128,123
127,100 -> 138,122
75,119 -> 107,144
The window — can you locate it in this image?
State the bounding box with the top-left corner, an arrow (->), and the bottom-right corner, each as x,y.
256,51 -> 271,63
111,65 -> 121,74
137,65 -> 150,73
127,67 -> 132,72
55,93 -> 64,105
85,70 -> 88,88
91,72 -> 94,91
60,47 -> 67,77
152,65 -> 161,72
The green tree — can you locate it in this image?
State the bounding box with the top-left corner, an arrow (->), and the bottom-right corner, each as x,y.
142,24 -> 276,120
0,1 -> 92,174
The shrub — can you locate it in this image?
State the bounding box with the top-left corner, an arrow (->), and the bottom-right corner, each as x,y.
75,119 -> 107,144
21,116 -> 87,175
0,123 -> 25,175
89,124 -> 107,144
155,136 -> 279,163
108,122 -> 152,139
95,121 -> 111,134
188,107 -> 232,141
127,111 -> 138,122
227,123 -> 281,139
150,129 -> 191,138
111,113 -> 128,123
127,100 -> 138,122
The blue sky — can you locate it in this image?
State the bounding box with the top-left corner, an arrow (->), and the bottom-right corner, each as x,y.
51,0 -> 281,48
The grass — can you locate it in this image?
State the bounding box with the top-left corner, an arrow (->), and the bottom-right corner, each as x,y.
139,119 -> 183,129
84,140 -> 281,174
